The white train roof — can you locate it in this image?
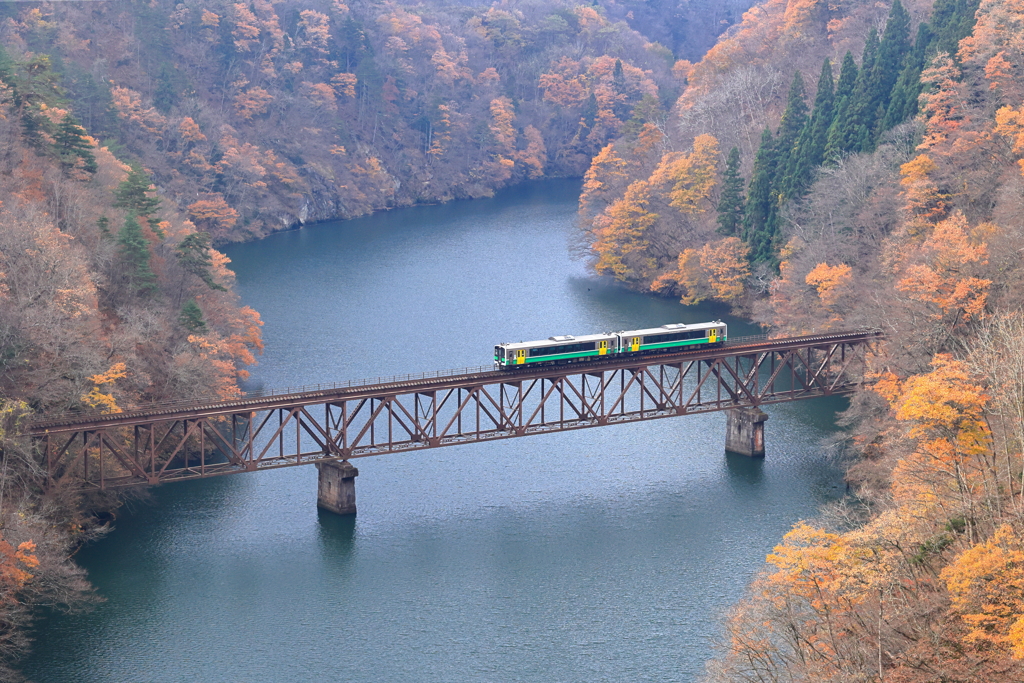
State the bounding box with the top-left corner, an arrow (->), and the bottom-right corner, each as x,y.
618,321 -> 726,337
497,332 -> 617,350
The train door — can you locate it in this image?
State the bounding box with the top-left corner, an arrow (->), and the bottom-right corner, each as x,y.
708,328 -> 718,344
630,336 -> 641,352
515,349 -> 526,365
598,340 -> 608,356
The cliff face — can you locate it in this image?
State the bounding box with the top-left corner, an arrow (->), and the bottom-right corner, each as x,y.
0,0 -> 754,244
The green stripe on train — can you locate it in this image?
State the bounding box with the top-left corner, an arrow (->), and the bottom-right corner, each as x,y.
639,337 -> 723,351
502,350 -> 603,364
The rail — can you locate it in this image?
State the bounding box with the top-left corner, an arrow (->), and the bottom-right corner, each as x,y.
29,330 -> 880,432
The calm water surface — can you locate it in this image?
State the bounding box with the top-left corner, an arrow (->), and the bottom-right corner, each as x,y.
25,179 -> 847,682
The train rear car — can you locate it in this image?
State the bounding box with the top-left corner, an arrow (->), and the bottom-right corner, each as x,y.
616,321 -> 727,355
495,333 -> 618,369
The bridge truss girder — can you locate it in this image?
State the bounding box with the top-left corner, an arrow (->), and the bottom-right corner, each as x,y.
39,336 -> 874,489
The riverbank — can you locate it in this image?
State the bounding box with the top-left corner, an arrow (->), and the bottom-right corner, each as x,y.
24,179 -> 851,682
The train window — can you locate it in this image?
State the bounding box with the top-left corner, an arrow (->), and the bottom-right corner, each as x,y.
529,342 -> 597,357
643,329 -> 709,344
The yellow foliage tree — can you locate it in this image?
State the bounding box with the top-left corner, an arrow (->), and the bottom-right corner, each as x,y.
942,523 -> 1024,657
489,97 -> 516,155
805,262 -> 853,307
648,134 -> 719,212
81,362 -> 127,413
652,237 -> 749,304
579,144 -> 629,222
591,180 -> 657,281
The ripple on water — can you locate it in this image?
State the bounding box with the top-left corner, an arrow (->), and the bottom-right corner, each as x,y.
24,179 -> 846,683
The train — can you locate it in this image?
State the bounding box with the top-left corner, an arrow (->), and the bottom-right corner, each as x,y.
494,321 -> 727,370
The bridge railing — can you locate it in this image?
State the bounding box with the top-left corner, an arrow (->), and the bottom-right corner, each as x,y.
30,331 -> 861,428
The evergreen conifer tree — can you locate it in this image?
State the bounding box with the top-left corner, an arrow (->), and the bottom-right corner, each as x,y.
882,22 -> 932,131
882,0 -> 980,132
870,3 -> 912,105
824,52 -> 859,163
581,93 -> 598,130
928,0 -> 982,58
175,232 -> 227,292
743,128 -> 778,265
117,215 -> 158,297
716,147 -> 745,236
770,74 -> 807,196
114,164 -> 163,234
178,299 -> 207,332
54,114 -> 97,174
785,59 -> 834,199
845,29 -> 879,153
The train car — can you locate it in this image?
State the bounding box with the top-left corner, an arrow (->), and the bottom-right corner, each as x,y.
615,321 -> 727,355
495,333 -> 618,369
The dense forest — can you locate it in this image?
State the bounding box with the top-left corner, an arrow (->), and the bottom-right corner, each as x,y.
0,0 -> 757,675
0,15 -> 266,675
4,0 -> 1024,677
573,0 -> 1024,675
0,0 -> 755,243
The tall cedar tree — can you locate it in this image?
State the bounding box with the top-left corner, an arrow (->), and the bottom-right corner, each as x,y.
113,164 -> 163,234
116,215 -> 158,297
742,128 -> 778,265
784,60 -> 834,200
53,114 -> 97,174
882,20 -> 934,130
824,52 -> 859,163
847,29 -> 880,154
717,147 -> 746,237
757,73 -> 808,265
864,0 -> 912,147
883,0 -> 981,130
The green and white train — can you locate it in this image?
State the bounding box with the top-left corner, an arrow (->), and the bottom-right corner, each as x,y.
494,321 -> 727,370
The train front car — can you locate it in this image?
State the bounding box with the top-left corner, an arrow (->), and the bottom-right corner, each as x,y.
495,333 -> 618,370
616,321 -> 727,356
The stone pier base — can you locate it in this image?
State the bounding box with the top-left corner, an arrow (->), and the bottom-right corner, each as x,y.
725,408 -> 768,457
316,460 -> 359,515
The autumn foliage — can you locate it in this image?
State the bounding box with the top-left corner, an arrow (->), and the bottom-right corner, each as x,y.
1,0 -> 689,243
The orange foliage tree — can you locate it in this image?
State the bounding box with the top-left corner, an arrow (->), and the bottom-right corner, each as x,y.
652,237 -> 750,304
805,262 -> 853,308
188,195 -> 240,236
591,179 -> 657,281
942,523 -> 1024,657
894,213 -> 991,326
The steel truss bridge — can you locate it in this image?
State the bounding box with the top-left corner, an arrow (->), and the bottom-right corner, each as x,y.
30,330 -> 883,490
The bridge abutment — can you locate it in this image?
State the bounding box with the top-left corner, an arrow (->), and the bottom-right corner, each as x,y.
316,460 -> 359,515
725,408 -> 768,457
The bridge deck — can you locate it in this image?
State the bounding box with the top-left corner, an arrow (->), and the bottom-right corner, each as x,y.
31,330 -> 881,434
33,329 -> 883,489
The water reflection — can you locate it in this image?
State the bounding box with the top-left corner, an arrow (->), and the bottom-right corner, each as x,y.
316,509 -> 357,547
24,180 -> 846,683
724,451 -> 766,490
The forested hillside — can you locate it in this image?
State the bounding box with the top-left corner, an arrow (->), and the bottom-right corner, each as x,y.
0,0 -> 753,674
573,0 -> 1024,675
0,33 -> 264,677
0,0 -> 753,243
6,0 -> 1024,676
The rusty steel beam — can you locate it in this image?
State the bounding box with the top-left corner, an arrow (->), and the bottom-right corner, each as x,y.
32,330 -> 882,489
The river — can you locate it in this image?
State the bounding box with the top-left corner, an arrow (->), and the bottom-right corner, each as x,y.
24,178 -> 847,682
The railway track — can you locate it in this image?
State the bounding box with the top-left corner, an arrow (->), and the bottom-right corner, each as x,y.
30,329 -> 884,434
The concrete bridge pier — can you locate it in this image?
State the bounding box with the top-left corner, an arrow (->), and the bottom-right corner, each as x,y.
316,460 -> 359,515
725,408 -> 768,457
